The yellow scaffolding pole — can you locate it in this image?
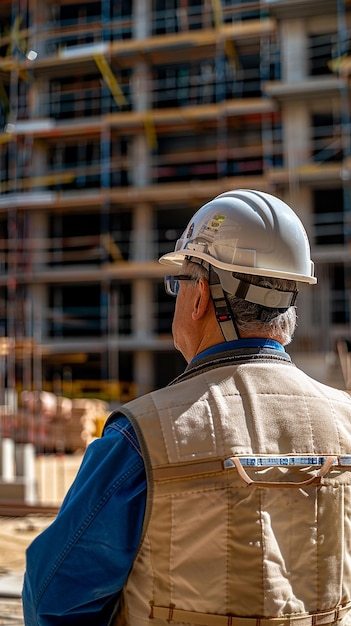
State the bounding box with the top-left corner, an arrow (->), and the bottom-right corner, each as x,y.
93,53 -> 127,108
0,81 -> 9,111
211,0 -> 223,29
225,39 -> 241,70
143,111 -> 158,150
101,233 -> 124,262
211,0 -> 240,70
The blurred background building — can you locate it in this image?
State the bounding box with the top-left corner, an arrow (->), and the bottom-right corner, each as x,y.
0,0 -> 350,436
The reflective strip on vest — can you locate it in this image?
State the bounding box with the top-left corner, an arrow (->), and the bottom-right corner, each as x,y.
152,455 -> 350,483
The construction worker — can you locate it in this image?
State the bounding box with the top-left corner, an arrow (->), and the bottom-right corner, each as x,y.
23,189 -> 351,626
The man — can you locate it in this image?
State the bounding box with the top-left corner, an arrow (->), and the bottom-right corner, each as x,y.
23,189 -> 351,626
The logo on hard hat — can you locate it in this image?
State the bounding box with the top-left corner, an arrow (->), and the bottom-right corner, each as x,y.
208,214 -> 226,231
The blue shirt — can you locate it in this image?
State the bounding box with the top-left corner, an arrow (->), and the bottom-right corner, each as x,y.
22,416 -> 147,626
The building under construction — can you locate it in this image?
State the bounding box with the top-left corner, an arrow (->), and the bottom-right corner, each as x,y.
0,0 -> 351,411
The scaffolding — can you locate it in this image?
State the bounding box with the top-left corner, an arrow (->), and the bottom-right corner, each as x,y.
0,0 -> 349,458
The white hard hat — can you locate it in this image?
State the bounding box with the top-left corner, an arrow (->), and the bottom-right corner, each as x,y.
159,189 -> 316,286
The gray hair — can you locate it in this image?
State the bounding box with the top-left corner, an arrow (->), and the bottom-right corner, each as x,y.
182,259 -> 297,346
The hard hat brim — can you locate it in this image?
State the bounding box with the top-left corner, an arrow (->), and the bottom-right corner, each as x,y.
159,249 -> 317,285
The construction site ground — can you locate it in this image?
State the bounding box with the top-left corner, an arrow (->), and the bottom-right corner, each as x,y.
0,452 -> 84,625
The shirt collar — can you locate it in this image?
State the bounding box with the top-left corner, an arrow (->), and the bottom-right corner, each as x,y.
190,338 -> 285,364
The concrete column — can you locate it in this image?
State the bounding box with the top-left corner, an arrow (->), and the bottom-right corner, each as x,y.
130,1 -> 154,399
132,279 -> 155,396
280,19 -> 308,82
30,211 -> 49,268
133,279 -> 153,338
130,135 -> 151,187
282,102 -> 310,197
133,0 -> 153,39
279,20 -> 315,345
24,443 -> 37,504
131,61 -> 151,112
134,351 -> 154,397
129,63 -> 153,187
1,438 -> 15,481
282,102 -> 311,170
15,443 -> 37,504
131,202 -> 154,261
28,211 -> 49,345
131,1 -> 153,184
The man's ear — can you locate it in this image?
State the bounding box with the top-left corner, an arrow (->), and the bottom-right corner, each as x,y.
192,278 -> 211,320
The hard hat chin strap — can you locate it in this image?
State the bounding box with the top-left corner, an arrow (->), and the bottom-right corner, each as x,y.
185,254 -> 239,340
209,266 -> 241,341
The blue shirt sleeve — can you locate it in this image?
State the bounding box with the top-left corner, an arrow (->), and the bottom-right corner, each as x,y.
22,415 -> 147,626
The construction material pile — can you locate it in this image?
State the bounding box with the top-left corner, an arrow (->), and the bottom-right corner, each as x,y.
2,391 -> 109,453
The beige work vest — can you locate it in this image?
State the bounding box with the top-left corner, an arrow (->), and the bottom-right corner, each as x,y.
112,359 -> 351,626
